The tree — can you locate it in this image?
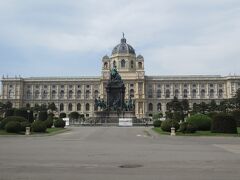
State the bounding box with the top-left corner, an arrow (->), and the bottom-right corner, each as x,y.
48,102 -> 57,112
166,97 -> 189,121
0,101 -> 13,117
69,112 -> 80,120
59,112 -> 67,118
199,102 -> 208,114
153,112 -> 163,121
38,111 -> 48,121
231,88 -> 240,109
209,100 -> 217,112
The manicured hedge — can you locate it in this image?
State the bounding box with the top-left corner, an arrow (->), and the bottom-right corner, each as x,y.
186,114 -> 211,131
5,121 -> 21,133
153,120 -> 162,127
20,121 -> 31,132
31,120 -> 47,132
161,119 -> 179,132
0,116 -> 27,129
45,118 -> 53,128
179,122 -> 196,133
231,110 -> 240,127
211,114 -> 237,134
54,118 -> 66,128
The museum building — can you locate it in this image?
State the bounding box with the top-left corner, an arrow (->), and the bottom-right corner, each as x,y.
1,36 -> 240,118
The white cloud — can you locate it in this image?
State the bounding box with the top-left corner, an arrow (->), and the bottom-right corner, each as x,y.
0,0 -> 240,76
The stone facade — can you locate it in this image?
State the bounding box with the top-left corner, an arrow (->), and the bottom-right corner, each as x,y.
1,36 -> 240,118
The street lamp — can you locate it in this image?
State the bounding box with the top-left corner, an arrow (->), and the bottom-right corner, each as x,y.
27,110 -> 30,122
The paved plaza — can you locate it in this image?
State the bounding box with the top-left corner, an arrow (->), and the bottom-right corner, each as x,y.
0,127 -> 240,180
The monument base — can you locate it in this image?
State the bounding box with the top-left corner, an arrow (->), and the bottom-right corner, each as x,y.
94,111 -> 137,125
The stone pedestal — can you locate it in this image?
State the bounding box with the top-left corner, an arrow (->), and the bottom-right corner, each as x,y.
170,127 -> 176,136
94,111 -> 136,125
25,127 -> 31,135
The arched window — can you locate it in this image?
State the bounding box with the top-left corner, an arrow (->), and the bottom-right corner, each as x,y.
174,89 -> 179,98
60,103 -> 64,111
131,60 -> 134,68
86,90 -> 90,99
192,89 -> 197,98
104,62 -> 108,69
148,103 -> 153,111
77,90 -> 81,99
77,103 -> 81,111
52,90 -> 56,99
218,89 -> 223,98
121,59 -> 126,68
165,89 -> 170,98
157,90 -> 161,98
94,90 -> 99,99
60,90 -> 64,99
68,90 -> 73,99
35,90 -> 40,99
138,62 -> 142,69
113,60 -> 116,68
86,103 -> 90,111
130,89 -> 134,98
183,89 -> 188,98
210,89 -> 214,98
68,103 -> 72,111
157,103 -> 161,111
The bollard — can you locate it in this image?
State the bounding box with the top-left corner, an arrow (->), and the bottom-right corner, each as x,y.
25,127 -> 31,135
170,127 -> 176,136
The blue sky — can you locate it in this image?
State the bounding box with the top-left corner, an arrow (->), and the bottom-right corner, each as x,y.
0,0 -> 240,77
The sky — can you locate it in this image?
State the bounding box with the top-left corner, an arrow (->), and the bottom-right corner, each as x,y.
0,0 -> 240,77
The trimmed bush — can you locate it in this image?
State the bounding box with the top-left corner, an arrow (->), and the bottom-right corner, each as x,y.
45,118 -> 53,128
31,120 -> 47,132
0,116 -> 27,129
20,121 -> 31,132
186,114 -> 211,131
47,113 -> 54,119
54,118 -> 66,128
38,111 -> 48,121
211,114 -> 237,134
59,112 -> 66,119
231,110 -> 240,127
161,119 -> 179,132
153,120 -> 162,127
206,112 -> 219,119
5,121 -> 21,133
179,122 -> 196,133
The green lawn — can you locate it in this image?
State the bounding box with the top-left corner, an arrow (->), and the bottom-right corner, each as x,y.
0,128 -> 69,136
153,127 -> 240,137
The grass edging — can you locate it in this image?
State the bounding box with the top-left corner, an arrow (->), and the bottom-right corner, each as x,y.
152,127 -> 240,137
0,128 -> 70,136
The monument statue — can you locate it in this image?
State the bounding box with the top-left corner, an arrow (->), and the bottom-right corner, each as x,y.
94,66 -> 136,124
106,66 -> 125,111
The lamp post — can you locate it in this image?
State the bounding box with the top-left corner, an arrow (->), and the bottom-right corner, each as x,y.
27,110 -> 30,123
26,109 -> 31,135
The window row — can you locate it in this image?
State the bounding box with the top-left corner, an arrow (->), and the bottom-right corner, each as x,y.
26,90 -> 99,99
147,89 -> 224,99
59,103 -> 90,112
